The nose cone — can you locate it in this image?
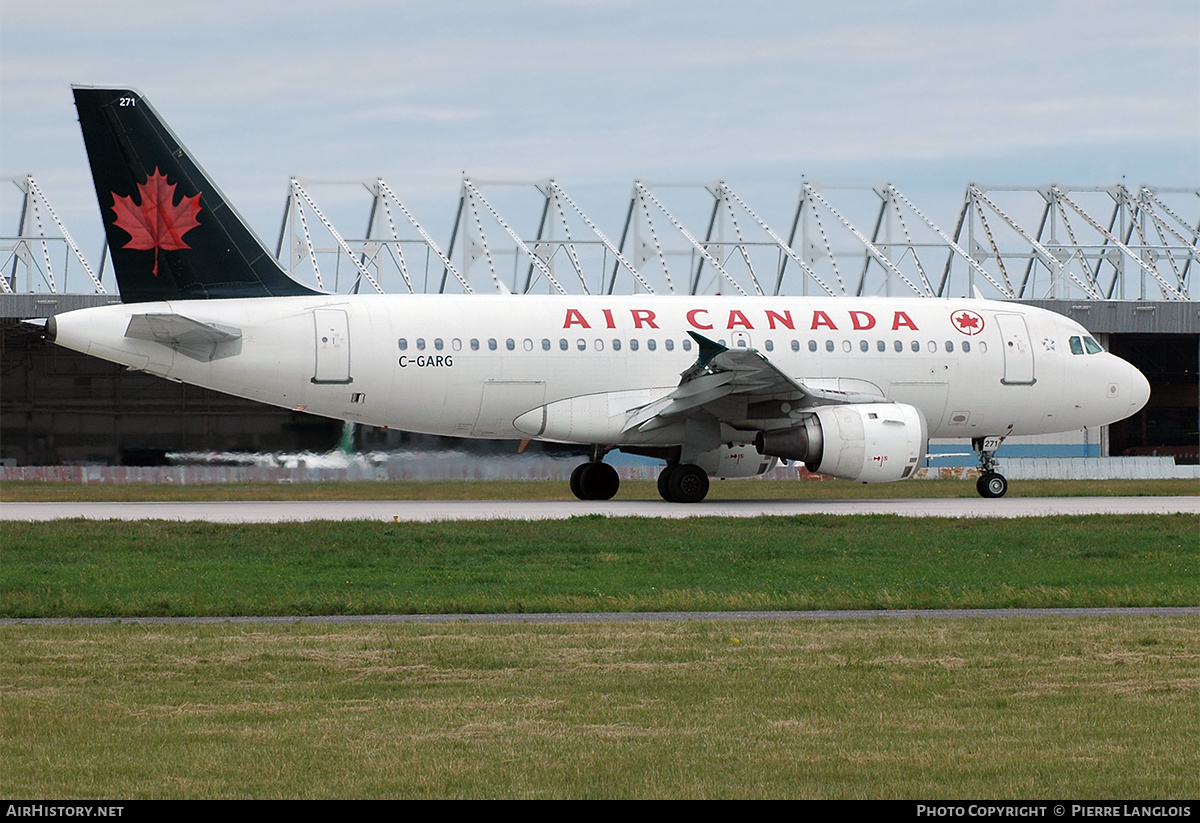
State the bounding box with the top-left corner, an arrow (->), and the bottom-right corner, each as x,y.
1128,362 -> 1151,415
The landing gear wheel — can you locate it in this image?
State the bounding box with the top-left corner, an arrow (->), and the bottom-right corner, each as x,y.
657,464 -> 679,502
581,462 -> 620,501
666,463 -> 710,504
977,471 -> 1008,499
569,463 -> 588,500
571,462 -> 619,501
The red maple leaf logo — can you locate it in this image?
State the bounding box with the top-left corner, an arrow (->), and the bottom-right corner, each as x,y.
110,168 -> 202,276
951,310 -> 984,335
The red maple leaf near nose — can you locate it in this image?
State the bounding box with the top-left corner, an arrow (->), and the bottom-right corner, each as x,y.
110,168 -> 202,276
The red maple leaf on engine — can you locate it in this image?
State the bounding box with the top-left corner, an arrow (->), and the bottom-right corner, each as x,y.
110,168 -> 202,275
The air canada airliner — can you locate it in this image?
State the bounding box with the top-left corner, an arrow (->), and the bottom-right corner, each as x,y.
44,86 -> 1151,502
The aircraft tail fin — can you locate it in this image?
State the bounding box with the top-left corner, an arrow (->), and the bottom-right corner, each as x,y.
72,86 -> 321,303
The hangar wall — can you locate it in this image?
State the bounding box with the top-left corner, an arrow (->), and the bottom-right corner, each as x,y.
1,320 -> 341,466
3,179 -> 1195,470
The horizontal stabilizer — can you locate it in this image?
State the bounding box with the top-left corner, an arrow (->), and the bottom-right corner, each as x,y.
124,313 -> 242,361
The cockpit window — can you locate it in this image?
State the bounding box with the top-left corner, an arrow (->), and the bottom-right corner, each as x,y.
1069,336 -> 1084,355
1084,337 -> 1103,354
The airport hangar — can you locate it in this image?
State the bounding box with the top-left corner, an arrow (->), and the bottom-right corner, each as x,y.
2,179 -> 1195,470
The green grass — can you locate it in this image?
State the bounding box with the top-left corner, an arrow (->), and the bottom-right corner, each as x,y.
1,477 -> 1194,502
3,617 -> 1197,799
3,515 -> 1196,618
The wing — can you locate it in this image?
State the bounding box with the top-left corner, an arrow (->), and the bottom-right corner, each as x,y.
623,332 -> 884,434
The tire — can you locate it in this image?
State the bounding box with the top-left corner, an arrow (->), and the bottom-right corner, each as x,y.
580,462 -> 620,501
569,463 -> 588,500
977,472 -> 1008,499
667,463 -> 710,504
657,464 -> 678,502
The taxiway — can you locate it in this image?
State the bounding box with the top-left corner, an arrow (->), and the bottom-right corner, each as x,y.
2,496 -> 1197,522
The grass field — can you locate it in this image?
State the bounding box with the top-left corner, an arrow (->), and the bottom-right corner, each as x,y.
3,617 -> 1197,799
2,514 -> 1196,617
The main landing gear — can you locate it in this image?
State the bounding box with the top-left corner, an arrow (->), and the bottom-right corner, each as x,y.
973,437 -> 1009,499
569,447 -> 620,501
657,463 -> 710,504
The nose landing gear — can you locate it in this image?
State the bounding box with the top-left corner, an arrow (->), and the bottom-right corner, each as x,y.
973,437 -> 1009,498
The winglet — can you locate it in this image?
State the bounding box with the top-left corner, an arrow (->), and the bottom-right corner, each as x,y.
687,331 -> 726,369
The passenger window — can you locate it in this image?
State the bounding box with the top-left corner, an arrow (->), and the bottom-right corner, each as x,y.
630,339 -> 639,351
682,339 -> 692,352
416,338 -> 426,351
542,338 -> 551,351
506,338 -> 515,351
826,340 -> 835,352
665,339 -> 674,351
910,340 -> 919,352
434,338 -> 444,351
860,340 -> 869,353
765,340 -> 773,352
945,341 -> 954,352
560,338 -> 568,351
647,339 -> 657,351
928,340 -> 937,352
488,338 -> 497,351
595,339 -> 604,351
1084,337 -> 1103,354
523,339 -> 533,352
805,340 -> 814,352
894,340 -> 904,352
398,338 -> 407,351
452,338 -> 462,351
577,338 -> 586,351
876,340 -> 885,352
842,341 -> 852,353
962,341 -> 971,353
613,339 -> 622,351
470,338 -> 479,351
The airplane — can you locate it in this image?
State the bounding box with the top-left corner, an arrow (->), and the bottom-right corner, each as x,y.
43,86 -> 1151,503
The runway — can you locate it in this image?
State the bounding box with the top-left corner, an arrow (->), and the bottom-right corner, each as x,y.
2,496 -> 1197,522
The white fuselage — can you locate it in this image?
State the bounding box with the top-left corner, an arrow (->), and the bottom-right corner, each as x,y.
49,294 -> 1150,447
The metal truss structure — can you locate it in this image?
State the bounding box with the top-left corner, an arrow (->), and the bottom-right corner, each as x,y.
6,175 -> 1197,301
2,176 -> 106,295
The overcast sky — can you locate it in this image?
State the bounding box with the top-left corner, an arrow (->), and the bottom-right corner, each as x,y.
2,0 -> 1197,268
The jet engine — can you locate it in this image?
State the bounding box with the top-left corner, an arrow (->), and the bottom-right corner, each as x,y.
755,403 -> 927,483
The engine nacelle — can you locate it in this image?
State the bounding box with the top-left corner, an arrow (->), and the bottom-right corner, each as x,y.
692,444 -> 778,479
755,403 -> 927,483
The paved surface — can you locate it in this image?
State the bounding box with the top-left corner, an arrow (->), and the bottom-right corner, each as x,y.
2,496 -> 1197,522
